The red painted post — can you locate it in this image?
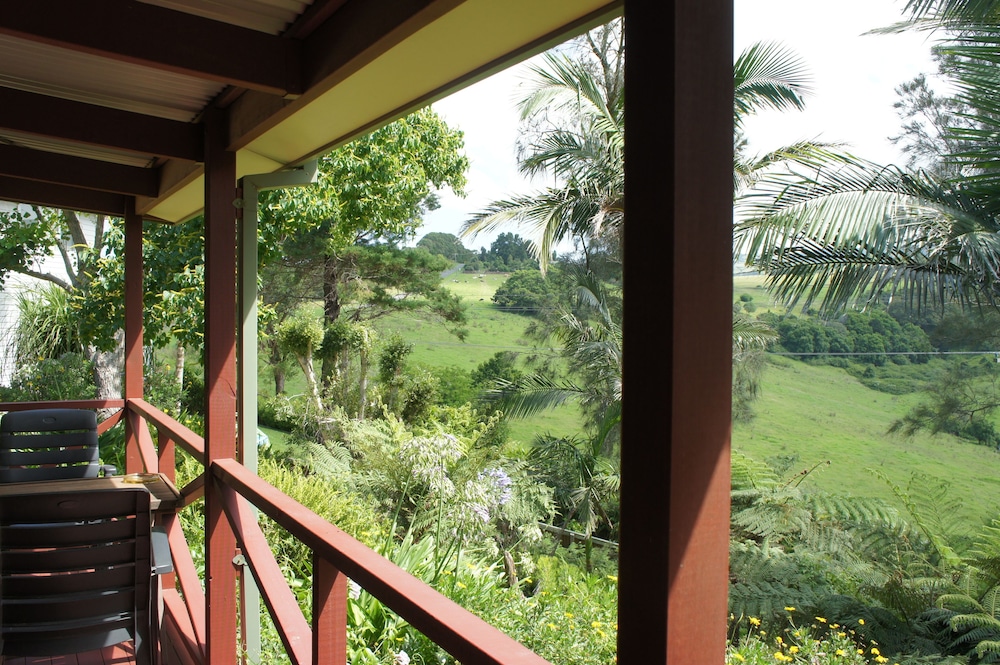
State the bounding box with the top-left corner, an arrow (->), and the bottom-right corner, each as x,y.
203,107 -> 240,665
124,199 -> 144,474
159,429 -> 176,484
313,556 -> 348,665
618,1 -> 733,664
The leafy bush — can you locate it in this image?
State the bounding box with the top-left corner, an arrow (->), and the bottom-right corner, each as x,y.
727,611 -> 871,665
492,270 -> 555,314
0,352 -> 96,402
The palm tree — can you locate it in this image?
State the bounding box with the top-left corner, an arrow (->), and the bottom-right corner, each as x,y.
469,24 -> 814,435
462,21 -> 624,272
462,26 -> 814,271
735,148 -> 1000,315
735,1 -> 1000,316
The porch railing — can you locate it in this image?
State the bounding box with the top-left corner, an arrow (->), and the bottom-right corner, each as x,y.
0,399 -> 551,665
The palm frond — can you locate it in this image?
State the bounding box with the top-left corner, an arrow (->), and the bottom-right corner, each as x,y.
736,149 -> 1000,314
734,41 -> 812,128
483,374 -> 586,420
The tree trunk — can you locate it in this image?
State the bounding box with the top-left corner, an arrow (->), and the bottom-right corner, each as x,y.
322,253 -> 340,325
358,352 -> 370,420
273,366 -> 286,395
89,330 -> 123,417
174,345 -> 185,413
296,353 -> 322,411
269,339 -> 286,394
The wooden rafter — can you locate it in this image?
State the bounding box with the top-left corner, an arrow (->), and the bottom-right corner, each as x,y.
0,88 -> 202,161
0,0 -> 302,95
0,144 -> 159,197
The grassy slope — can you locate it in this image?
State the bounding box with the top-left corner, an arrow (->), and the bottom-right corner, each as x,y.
735,356 -> 1000,532
381,272 -> 584,447
259,271 -> 583,447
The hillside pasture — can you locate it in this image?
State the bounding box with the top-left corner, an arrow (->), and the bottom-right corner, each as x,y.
735,356 -> 1000,533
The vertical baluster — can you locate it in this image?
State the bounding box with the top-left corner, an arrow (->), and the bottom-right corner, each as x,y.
312,555 -> 347,665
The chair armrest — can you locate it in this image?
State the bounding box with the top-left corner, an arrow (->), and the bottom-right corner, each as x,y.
152,526 -> 173,575
100,464 -> 118,477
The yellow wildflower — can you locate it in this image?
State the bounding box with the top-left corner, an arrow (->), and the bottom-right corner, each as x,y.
565,612 -> 574,619
748,617 -> 761,626
784,606 -> 796,612
733,654 -> 745,662
858,618 -> 865,625
607,575 -> 618,582
876,657 -> 889,664
456,582 -> 466,589
547,623 -> 557,630
836,650 -> 846,657
788,646 -> 799,654
592,621 -> 603,629
871,647 -> 880,655
815,616 -> 827,623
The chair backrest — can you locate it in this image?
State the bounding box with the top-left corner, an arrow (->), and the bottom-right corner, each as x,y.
0,408 -> 100,482
0,488 -> 153,663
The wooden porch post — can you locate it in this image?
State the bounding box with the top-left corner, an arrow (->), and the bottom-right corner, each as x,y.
204,108 -> 240,665
617,1 -> 733,664
124,198 -> 144,473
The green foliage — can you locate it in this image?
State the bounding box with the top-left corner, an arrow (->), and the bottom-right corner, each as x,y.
442,553 -> 618,665
399,368 -> 438,424
491,269 -> 555,314
416,231 -> 476,263
727,611 -> 871,665
463,22 -> 624,272
0,205 -> 64,289
259,107 -> 467,258
420,364 -> 476,407
0,352 -> 96,402
81,217 -> 206,354
772,309 -> 932,367
471,351 -> 523,388
276,312 -> 323,358
890,359 -> 1000,448
485,233 -> 537,271
12,285 -> 82,363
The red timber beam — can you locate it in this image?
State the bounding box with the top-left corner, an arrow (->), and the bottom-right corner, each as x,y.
203,108 -> 240,665
124,199 -> 145,474
617,1 -> 733,664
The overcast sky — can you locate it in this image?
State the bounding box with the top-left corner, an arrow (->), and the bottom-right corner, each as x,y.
419,0 -> 941,251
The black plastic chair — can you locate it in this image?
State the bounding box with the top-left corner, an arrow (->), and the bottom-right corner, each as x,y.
0,408 -> 113,482
0,488 -> 158,663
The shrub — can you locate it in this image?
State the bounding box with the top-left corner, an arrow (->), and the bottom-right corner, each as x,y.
0,352 -> 96,402
728,611 -> 871,665
492,270 -> 555,314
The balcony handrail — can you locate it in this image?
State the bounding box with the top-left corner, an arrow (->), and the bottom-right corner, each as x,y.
13,398 -> 550,664
213,456 -> 552,665
0,399 -> 125,412
128,398 -> 205,461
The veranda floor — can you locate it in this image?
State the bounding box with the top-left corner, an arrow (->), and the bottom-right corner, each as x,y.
0,644 -> 136,664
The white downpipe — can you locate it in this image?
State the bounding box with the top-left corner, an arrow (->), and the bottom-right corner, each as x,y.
236,160 -> 318,664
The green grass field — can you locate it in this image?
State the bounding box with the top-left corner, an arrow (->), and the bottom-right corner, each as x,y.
735,355 -> 1000,532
